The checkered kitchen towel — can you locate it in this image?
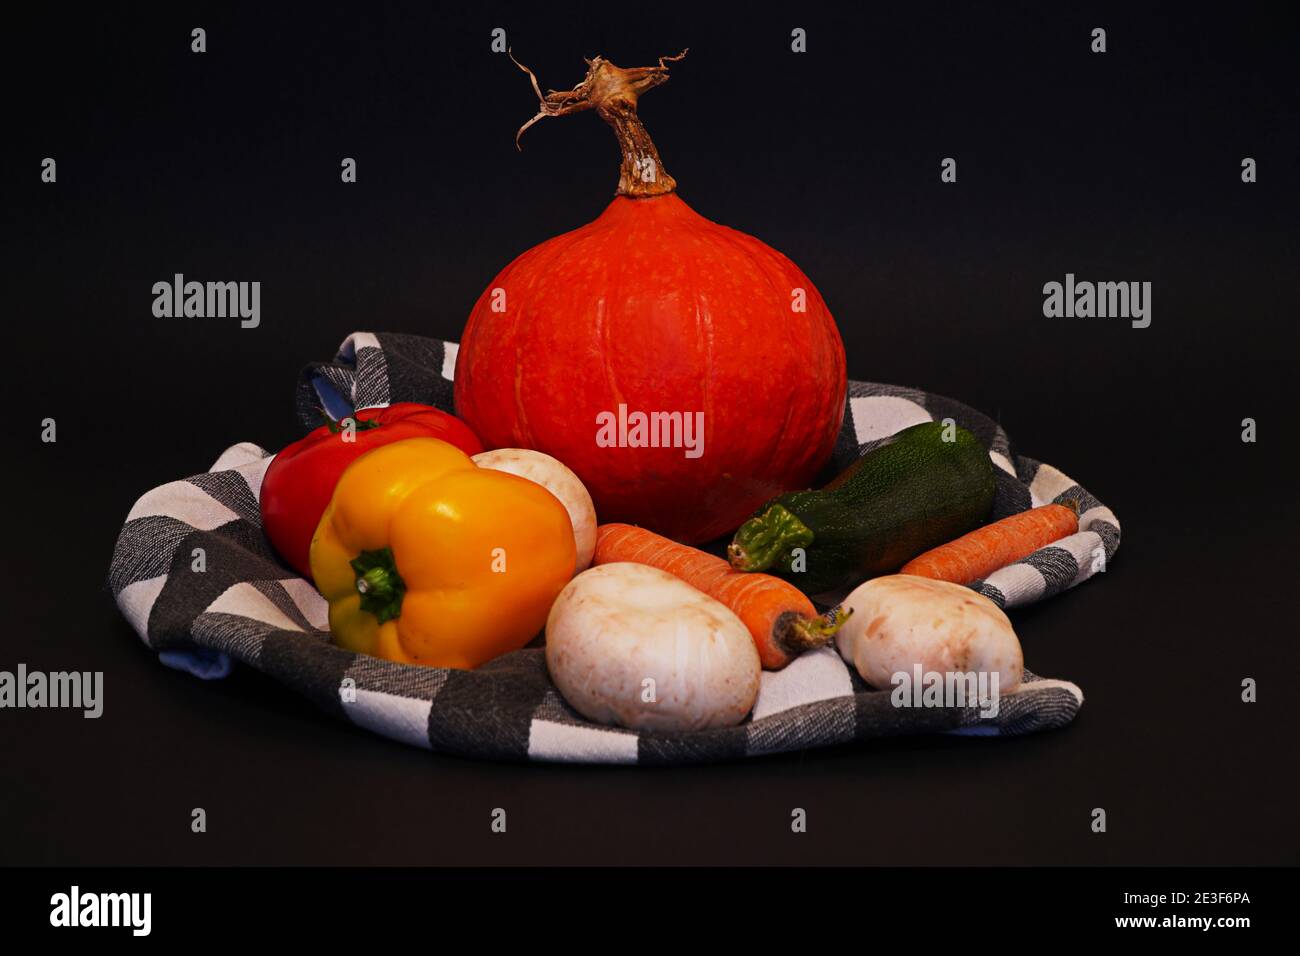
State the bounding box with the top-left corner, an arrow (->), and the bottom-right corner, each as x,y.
109,331 -> 1120,764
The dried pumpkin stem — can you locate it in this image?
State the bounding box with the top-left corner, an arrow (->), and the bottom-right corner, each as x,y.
510,48 -> 687,199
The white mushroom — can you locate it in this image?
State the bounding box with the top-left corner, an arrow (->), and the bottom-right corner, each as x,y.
836,575 -> 1023,691
545,563 -> 761,732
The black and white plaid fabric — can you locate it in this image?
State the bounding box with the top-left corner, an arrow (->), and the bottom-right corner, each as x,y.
109,331 -> 1120,764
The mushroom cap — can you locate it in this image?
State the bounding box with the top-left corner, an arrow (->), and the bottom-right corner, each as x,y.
545,563 -> 761,732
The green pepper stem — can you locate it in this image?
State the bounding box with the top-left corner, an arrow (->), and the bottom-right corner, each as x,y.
350,547 -> 406,624
325,414 -> 383,435
727,504 -> 814,573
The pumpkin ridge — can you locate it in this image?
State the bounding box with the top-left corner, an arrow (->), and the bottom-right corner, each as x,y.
680,224 -> 714,484
512,222 -> 597,447
728,228 -> 846,470
608,205 -> 650,496
600,207 -> 641,413
704,221 -> 811,470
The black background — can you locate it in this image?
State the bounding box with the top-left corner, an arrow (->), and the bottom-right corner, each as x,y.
5,1 -> 1298,865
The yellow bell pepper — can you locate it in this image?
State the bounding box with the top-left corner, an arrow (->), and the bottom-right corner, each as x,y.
309,437 -> 576,669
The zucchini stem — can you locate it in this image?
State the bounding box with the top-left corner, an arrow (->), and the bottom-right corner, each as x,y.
727,504 -> 814,573
776,607 -> 854,655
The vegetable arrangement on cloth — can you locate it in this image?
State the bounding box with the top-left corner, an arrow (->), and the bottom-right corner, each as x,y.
108,50 -> 1120,764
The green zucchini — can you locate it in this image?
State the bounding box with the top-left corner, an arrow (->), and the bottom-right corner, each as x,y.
727,421 -> 995,595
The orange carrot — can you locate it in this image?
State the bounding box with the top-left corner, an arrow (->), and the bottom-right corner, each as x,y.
594,523 -> 846,670
900,500 -> 1080,585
